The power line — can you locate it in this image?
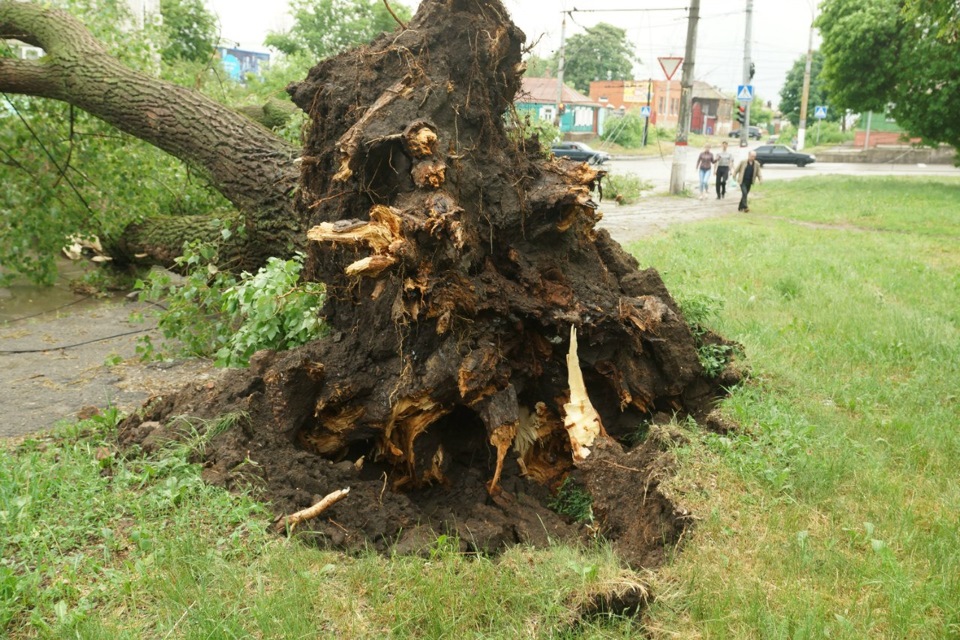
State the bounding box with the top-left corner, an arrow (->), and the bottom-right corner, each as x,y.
566,7 -> 688,13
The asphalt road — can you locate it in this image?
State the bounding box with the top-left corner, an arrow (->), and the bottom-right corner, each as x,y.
606,148 -> 960,192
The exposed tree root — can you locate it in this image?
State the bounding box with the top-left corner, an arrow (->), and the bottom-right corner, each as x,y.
118,0 -> 744,570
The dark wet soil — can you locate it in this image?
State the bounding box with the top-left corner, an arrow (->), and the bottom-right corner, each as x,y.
118,379 -> 694,569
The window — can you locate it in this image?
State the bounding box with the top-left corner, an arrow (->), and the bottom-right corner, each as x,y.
574,107 -> 593,128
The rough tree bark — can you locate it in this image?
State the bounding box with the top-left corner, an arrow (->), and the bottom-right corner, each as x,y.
0,1 -> 300,270
110,0 -> 742,566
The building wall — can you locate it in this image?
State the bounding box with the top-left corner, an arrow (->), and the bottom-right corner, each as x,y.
853,131 -> 921,148
591,79 -> 738,137
589,80 -> 684,128
217,47 -> 271,82
516,101 -> 601,135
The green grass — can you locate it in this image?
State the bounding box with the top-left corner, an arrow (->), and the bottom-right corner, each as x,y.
602,173 -> 655,205
0,414 -> 639,637
2,175 -> 959,638
627,175 -> 960,638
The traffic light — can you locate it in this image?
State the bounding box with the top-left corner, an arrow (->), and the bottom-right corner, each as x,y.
737,105 -> 746,124
558,103 -> 566,115
749,62 -> 756,81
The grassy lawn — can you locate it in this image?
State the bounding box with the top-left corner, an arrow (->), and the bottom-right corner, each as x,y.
631,175 -> 960,638
2,175 -> 958,638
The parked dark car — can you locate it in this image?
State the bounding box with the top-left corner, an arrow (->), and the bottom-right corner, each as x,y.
551,142 -> 611,165
728,126 -> 763,140
753,144 -> 816,167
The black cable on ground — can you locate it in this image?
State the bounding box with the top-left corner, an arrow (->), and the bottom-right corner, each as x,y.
0,294 -> 96,326
0,327 -> 155,354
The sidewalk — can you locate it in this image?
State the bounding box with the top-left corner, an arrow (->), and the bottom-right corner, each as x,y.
598,191 -> 741,245
0,302 -> 217,438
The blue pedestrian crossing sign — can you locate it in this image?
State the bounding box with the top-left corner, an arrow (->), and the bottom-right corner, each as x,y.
814,105 -> 828,119
736,85 -> 754,102
640,105 -> 651,118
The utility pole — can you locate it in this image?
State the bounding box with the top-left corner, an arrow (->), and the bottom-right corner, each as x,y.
642,78 -> 652,146
669,0 -> 700,195
797,21 -> 814,150
739,0 -> 753,148
556,11 -> 567,128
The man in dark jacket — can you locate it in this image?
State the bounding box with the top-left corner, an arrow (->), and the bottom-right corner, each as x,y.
733,150 -> 763,212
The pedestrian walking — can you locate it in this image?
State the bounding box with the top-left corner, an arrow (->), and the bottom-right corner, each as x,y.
713,141 -> 735,199
695,144 -> 715,200
733,150 -> 763,212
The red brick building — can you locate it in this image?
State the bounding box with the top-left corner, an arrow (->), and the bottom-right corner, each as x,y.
589,80 -> 735,135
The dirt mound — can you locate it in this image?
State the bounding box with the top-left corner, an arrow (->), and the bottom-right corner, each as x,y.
118,357 -> 692,567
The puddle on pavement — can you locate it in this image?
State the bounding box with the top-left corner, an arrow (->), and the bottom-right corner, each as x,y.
0,258 -> 113,324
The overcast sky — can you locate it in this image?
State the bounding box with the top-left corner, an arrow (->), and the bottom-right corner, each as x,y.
205,0 -> 821,108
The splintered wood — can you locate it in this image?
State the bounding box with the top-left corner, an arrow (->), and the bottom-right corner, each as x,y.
306,205 -> 404,278
563,326 -> 605,461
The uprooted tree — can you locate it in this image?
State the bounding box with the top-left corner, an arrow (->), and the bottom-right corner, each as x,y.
1,0 -> 742,566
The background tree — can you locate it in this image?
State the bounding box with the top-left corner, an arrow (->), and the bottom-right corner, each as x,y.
523,53 -> 554,78
905,0 -> 959,39
159,0 -> 217,63
264,0 -> 412,59
747,98 -> 775,129
559,23 -> 637,94
600,111 -> 645,148
0,1 -> 299,282
817,0 -> 960,149
778,50 -> 838,126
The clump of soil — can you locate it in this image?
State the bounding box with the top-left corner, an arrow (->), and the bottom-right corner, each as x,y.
118,355 -> 700,568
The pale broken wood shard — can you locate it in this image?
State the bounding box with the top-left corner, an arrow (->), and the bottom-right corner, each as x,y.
515,402 -> 572,486
618,295 -> 669,334
344,255 -> 398,278
402,121 -> 439,158
424,193 -> 465,248
307,205 -> 405,278
487,422 -> 517,495
563,325 -> 604,462
273,487 -> 351,534
476,385 -> 520,495
411,159 -> 447,189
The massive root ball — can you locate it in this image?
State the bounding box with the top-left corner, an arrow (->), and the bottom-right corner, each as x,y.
119,0 -> 742,568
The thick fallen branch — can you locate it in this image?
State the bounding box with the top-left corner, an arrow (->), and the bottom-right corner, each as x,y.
273,487 -> 351,534
0,1 -> 301,270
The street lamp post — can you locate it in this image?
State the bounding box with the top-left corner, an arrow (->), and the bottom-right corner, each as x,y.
797,21 -> 814,150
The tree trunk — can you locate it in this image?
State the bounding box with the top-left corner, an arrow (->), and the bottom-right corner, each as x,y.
0,1 -> 301,270
111,0 -> 742,567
